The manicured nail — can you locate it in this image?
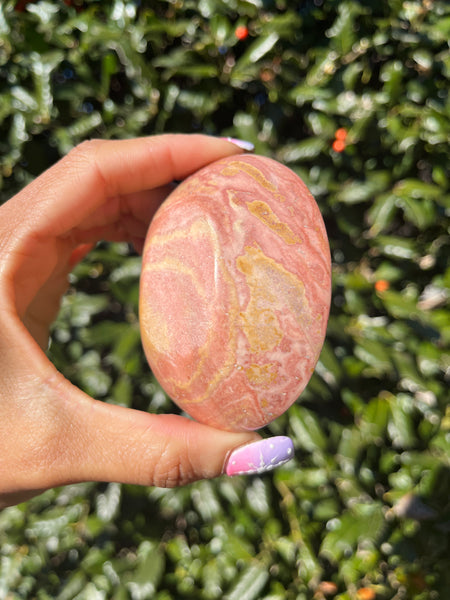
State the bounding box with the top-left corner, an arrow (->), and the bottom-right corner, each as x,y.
222,137 -> 255,152
225,436 -> 294,476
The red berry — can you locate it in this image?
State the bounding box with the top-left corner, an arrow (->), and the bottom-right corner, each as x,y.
235,25 -> 249,41
332,139 -> 346,153
375,279 -> 390,292
335,128 -> 348,141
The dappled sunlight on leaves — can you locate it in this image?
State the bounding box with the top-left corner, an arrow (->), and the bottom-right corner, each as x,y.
0,0 -> 449,597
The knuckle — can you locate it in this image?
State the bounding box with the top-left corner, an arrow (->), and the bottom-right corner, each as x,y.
150,444 -> 197,488
68,138 -> 100,161
64,139 -> 107,194
66,139 -> 109,192
66,139 -> 101,177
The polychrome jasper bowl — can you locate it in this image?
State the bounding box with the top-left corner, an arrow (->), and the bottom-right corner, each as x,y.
139,154 -> 331,431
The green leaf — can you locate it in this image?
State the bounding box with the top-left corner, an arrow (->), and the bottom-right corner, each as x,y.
246,477 -> 272,518
326,1 -> 364,55
289,83 -> 334,106
367,193 -> 397,236
53,112 -> 103,153
380,60 -> 404,101
177,89 -> 219,114
209,14 -> 231,45
224,562 -> 269,600
394,179 -> 442,201
296,539 -> 323,584
306,48 -> 338,87
378,289 -> 422,320
78,365 -> 112,397
31,50 -> 64,121
259,11 -> 303,39
315,340 -> 342,388
360,396 -> 390,442
126,541 -> 165,598
388,394 -> 417,449
277,138 -> 326,162
399,196 -> 436,229
336,172 -> 391,205
354,338 -> 394,376
320,502 -> 385,563
289,405 -> 328,454
336,428 -> 364,474
373,235 -> 418,260
305,111 -> 336,137
241,32 -> 279,65
56,572 -> 87,600
191,481 -> 222,521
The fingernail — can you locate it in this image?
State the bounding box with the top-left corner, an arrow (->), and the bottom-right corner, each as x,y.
222,137 -> 255,152
225,436 -> 294,476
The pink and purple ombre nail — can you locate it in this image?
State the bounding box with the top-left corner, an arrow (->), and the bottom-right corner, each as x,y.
221,137 -> 255,152
225,436 -> 294,476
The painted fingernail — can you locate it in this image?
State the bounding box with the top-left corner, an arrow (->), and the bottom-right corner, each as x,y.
221,137 -> 255,152
225,436 -> 294,476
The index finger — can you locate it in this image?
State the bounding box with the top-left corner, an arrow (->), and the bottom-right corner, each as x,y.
5,134 -> 247,239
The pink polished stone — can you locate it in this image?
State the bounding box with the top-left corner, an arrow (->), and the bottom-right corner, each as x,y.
139,155 -> 331,431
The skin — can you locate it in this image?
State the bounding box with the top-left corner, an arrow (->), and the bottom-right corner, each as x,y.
0,134 -> 260,510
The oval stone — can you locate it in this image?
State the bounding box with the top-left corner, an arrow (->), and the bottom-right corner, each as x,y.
139,154 -> 331,431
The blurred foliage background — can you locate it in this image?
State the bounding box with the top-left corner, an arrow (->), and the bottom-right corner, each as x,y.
0,0 -> 449,598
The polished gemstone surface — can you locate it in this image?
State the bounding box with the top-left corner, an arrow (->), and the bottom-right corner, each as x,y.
140,155 -> 331,431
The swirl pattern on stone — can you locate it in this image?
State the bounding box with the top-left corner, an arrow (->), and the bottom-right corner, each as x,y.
140,155 -> 331,431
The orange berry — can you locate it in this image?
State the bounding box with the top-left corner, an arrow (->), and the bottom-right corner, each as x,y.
318,581 -> 338,595
335,128 -> 348,141
235,25 -> 249,40
332,139 -> 346,152
260,68 -> 275,82
356,588 -> 376,600
375,279 -> 390,292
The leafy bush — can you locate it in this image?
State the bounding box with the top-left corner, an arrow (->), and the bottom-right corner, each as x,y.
0,1 -> 449,598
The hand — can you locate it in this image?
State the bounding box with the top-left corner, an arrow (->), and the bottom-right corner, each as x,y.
0,134 -> 268,509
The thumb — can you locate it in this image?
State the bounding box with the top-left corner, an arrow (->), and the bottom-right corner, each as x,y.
62,383 -> 262,487
54,375 -> 295,487
31,371 -> 264,490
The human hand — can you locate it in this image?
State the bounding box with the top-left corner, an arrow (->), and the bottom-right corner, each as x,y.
0,134 -> 293,509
